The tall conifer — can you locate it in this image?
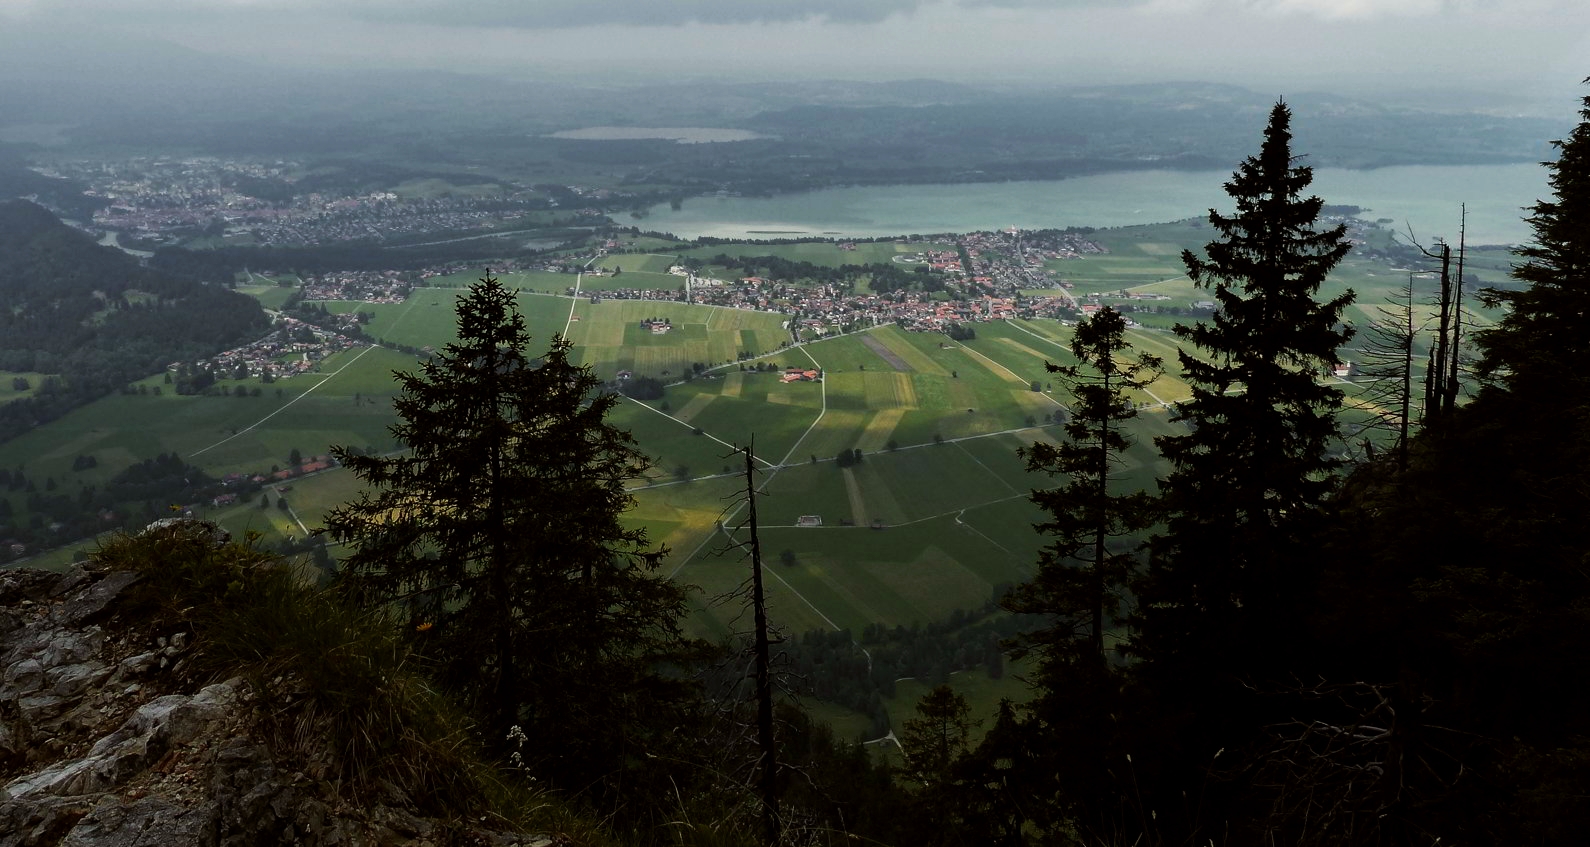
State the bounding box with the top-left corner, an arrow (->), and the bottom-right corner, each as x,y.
1478,83 -> 1590,391
1006,306 -> 1161,670
325,274 -> 699,792
1307,86 -> 1590,840
1134,101 -> 1354,673
999,306 -> 1160,839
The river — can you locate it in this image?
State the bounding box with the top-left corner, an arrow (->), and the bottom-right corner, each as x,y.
96,229 -> 153,259
642,163 -> 1549,246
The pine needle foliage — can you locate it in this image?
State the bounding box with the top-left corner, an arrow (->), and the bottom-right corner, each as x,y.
995,307 -> 1162,840
1478,82 -> 1590,394
1006,306 -> 1161,671
1134,101 -> 1355,674
324,274 -> 701,794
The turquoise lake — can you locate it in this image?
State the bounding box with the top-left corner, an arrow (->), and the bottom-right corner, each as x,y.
642,163 -> 1549,246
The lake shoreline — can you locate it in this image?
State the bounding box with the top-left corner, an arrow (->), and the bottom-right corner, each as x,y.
641,162 -> 1547,246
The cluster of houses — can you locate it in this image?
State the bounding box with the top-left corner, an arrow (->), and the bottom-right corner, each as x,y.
213,455 -> 337,508
644,230 -> 1113,336
300,270 -> 413,303
890,296 -> 1021,332
570,286 -> 683,303
247,195 -> 559,247
179,227 -> 1135,398
183,317 -> 358,382
59,154 -> 610,249
566,236 -> 1103,338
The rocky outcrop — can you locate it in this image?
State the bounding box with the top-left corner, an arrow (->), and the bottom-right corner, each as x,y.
0,531 -> 555,847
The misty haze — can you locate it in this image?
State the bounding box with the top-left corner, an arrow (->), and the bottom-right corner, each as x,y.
1,2 -> 1587,845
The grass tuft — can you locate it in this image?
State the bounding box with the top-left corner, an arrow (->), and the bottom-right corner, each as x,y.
91,522 -> 598,839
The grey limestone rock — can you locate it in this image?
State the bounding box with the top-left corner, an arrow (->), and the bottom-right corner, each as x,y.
57,796 -> 212,847
140,518 -> 230,546
57,574 -> 139,629
0,797 -> 93,847
0,555 -> 561,846
3,629 -> 109,728
4,681 -> 237,801
0,570 -> 60,607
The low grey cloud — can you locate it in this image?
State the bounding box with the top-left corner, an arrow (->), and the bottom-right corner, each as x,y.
0,0 -> 1217,30
350,0 -> 926,26
1,0 -> 1580,106
325,0 -> 1148,28
0,0 -> 1526,29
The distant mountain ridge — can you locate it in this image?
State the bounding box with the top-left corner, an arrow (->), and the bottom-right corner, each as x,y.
742,83 -> 1562,174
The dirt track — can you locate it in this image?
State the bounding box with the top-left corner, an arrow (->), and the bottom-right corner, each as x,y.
860,334 -> 912,371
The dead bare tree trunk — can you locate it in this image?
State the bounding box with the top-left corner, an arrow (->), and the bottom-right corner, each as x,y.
1355,273 -> 1420,472
1443,206 -> 1467,415
743,442 -> 780,846
1428,243 -> 1453,422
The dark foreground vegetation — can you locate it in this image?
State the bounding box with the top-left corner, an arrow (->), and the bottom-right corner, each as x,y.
302,89 -> 1584,846
950,92 -> 1590,845
6,81 -> 1588,846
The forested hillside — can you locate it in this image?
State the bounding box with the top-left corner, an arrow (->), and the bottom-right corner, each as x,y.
0,200 -> 267,443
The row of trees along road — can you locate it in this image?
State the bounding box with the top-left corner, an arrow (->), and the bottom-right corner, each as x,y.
315,86 -> 1590,844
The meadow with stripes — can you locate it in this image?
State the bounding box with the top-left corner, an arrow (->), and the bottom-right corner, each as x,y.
4,218 -> 1494,734
0,212 -> 1510,745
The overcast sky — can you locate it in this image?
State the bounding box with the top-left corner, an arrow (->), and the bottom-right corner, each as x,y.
2,0 -> 1584,107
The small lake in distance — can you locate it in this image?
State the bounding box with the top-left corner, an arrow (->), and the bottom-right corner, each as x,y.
642,163 -> 1548,246
547,126 -> 770,143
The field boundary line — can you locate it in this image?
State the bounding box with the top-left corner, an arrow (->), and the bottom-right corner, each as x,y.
761,564 -> 843,632
192,343 -> 383,457
892,493 -> 1030,528
622,396 -> 773,467
954,509 -> 1015,556
667,343 -> 825,576
377,291 -> 429,342
776,345 -> 829,467
755,490 -> 1031,531
1008,319 -> 1174,410
951,441 -> 1022,495
667,345 -> 827,603
284,501 -> 311,536
563,273 -> 583,337
956,339 -> 1065,409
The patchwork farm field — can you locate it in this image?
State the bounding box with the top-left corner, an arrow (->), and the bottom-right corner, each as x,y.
8,215 -> 1449,673
567,299 -> 791,381
1030,218 -> 1506,341
6,219 -> 1474,742
0,290 -> 1175,643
